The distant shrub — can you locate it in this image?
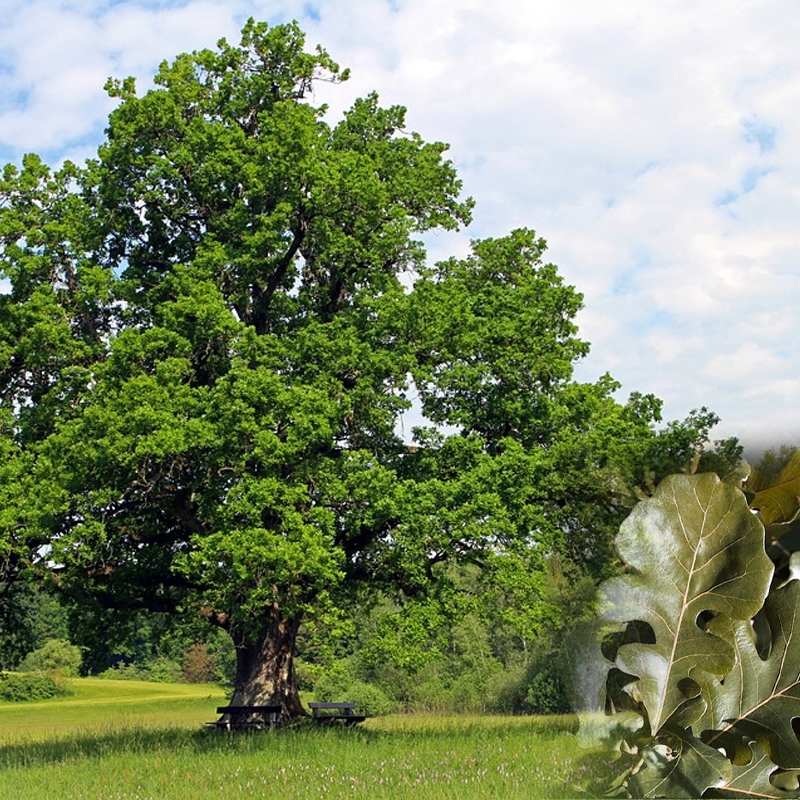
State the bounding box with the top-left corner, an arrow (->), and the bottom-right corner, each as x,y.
18,639 -> 82,677
146,656 -> 183,683
485,664 -> 529,713
294,658 -> 323,693
0,671 -> 71,702
313,673 -> 396,716
446,673 -> 492,713
523,661 -> 571,715
182,643 -> 217,683
99,656 -> 183,683
210,638 -> 236,686
404,671 -> 449,712
97,663 -> 146,681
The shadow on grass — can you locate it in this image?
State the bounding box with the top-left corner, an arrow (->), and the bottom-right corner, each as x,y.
1,728 -> 197,770
0,722 -> 372,770
0,714 -> 579,771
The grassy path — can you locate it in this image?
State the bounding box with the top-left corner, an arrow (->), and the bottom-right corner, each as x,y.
0,678 -> 226,740
0,679 -> 595,799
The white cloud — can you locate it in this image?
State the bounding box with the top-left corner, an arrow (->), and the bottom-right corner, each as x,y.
1,0 -> 799,452
0,0 -> 253,158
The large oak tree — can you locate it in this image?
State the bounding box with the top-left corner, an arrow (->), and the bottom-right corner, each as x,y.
0,20 -> 734,716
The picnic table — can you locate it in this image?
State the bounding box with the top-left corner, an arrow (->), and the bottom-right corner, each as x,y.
208,704 -> 282,731
308,701 -> 366,725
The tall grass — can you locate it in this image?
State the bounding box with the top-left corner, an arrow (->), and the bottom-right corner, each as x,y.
0,679 -> 598,799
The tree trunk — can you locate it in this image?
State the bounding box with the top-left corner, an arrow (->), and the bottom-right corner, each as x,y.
227,611 -> 306,719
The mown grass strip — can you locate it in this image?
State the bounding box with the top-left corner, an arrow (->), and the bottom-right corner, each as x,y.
0,678 -> 227,741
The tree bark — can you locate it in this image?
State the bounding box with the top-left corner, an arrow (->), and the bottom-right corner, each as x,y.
227,611 -> 306,719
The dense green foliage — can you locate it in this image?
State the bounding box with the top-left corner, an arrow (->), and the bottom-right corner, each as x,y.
576,452 -> 800,797
0,579 -> 69,670
0,19 -> 740,711
18,638 -> 82,676
0,671 -> 70,702
294,559 -> 586,714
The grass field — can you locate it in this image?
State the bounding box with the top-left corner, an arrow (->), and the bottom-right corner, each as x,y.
0,678 -> 600,799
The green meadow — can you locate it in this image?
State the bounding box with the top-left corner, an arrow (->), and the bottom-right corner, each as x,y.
0,678 -> 600,799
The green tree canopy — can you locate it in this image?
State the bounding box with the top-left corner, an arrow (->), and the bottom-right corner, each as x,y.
0,19 -> 737,714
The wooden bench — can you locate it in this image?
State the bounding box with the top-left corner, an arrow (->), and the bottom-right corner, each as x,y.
308,701 -> 366,725
207,704 -> 282,731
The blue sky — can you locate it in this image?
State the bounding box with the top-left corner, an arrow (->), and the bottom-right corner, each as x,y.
2,0 -> 799,455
